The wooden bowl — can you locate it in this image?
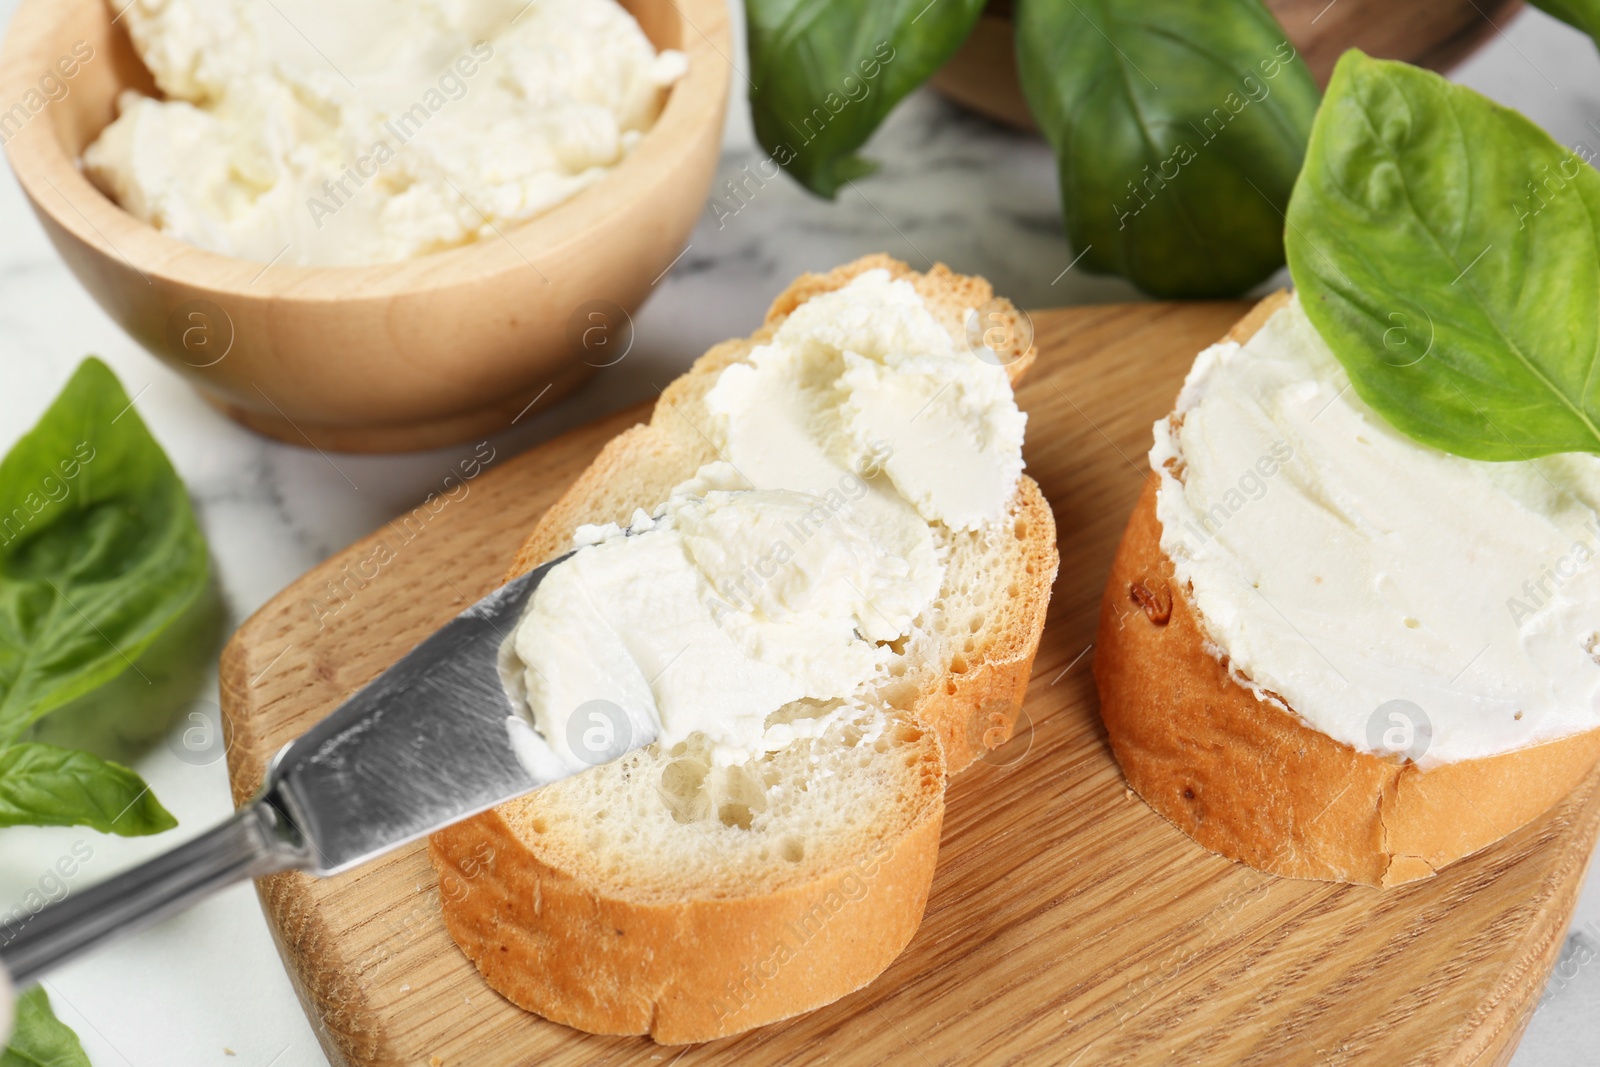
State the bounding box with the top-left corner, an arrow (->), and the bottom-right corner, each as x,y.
0,0 -> 730,452
930,0 -> 1523,131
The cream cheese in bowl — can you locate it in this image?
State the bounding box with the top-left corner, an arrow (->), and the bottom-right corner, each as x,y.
83,0 -> 687,265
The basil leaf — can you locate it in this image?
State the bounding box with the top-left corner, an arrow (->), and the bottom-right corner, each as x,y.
0,358 -> 208,738
1285,51 -> 1600,459
1,988 -> 91,1067
746,0 -> 986,197
1015,0 -> 1320,298
1526,0 -> 1600,45
30,580 -> 224,768
0,743 -> 174,836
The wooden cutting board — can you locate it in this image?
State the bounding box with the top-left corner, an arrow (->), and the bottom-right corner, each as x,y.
219,301 -> 1600,1067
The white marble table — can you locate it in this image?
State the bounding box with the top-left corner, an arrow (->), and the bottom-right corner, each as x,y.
0,3 -> 1597,1063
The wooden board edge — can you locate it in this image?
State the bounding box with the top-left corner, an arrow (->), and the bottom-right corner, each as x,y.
1454,772 -> 1600,1066
218,647 -> 392,1066
217,404 -> 657,1067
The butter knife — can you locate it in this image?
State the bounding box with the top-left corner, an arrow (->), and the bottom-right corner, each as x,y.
0,550 -> 649,985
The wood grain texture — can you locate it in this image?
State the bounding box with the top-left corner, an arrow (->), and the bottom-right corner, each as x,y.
219,302 -> 1600,1066
0,0 -> 729,452
928,0 -> 1521,131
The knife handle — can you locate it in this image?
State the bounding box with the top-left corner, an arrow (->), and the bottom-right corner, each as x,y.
0,796 -> 309,987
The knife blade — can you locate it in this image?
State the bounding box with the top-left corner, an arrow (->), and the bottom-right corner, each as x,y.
0,549 -> 653,985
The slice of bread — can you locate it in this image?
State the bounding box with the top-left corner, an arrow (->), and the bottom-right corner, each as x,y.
1095,294 -> 1600,887
429,256 -> 1058,1042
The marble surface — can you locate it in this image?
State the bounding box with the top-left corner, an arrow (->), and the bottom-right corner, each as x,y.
1,2 -> 1599,1064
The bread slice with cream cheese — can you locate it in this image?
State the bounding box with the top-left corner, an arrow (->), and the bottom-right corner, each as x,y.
429,256 -> 1058,1041
1096,293 -> 1600,887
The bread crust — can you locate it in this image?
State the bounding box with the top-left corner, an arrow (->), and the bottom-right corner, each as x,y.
431,726 -> 944,1044
1095,298 -> 1600,887
430,256 -> 1057,1040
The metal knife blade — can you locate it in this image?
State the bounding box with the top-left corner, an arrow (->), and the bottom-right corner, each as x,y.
0,548 -> 656,984
270,550 -> 584,876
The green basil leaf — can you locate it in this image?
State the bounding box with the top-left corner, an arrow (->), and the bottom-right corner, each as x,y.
0,358 -> 208,739
746,0 -> 986,197
1285,51 -> 1600,459
0,743 -> 175,836
1526,0 -> 1600,46
1015,0 -> 1320,298
1,987 -> 91,1067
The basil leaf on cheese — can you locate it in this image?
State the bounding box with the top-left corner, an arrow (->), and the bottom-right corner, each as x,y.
1,987 -> 91,1067
0,358 -> 208,739
1286,51 -> 1600,459
745,0 -> 986,197
0,742 -> 175,836
1526,0 -> 1600,46
1015,0 -> 1319,298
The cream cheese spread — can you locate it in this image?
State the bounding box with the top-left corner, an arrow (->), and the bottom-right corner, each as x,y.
1152,295 -> 1600,765
505,270 -> 1028,769
707,269 -> 1028,534
507,483 -> 920,772
82,0 -> 686,266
